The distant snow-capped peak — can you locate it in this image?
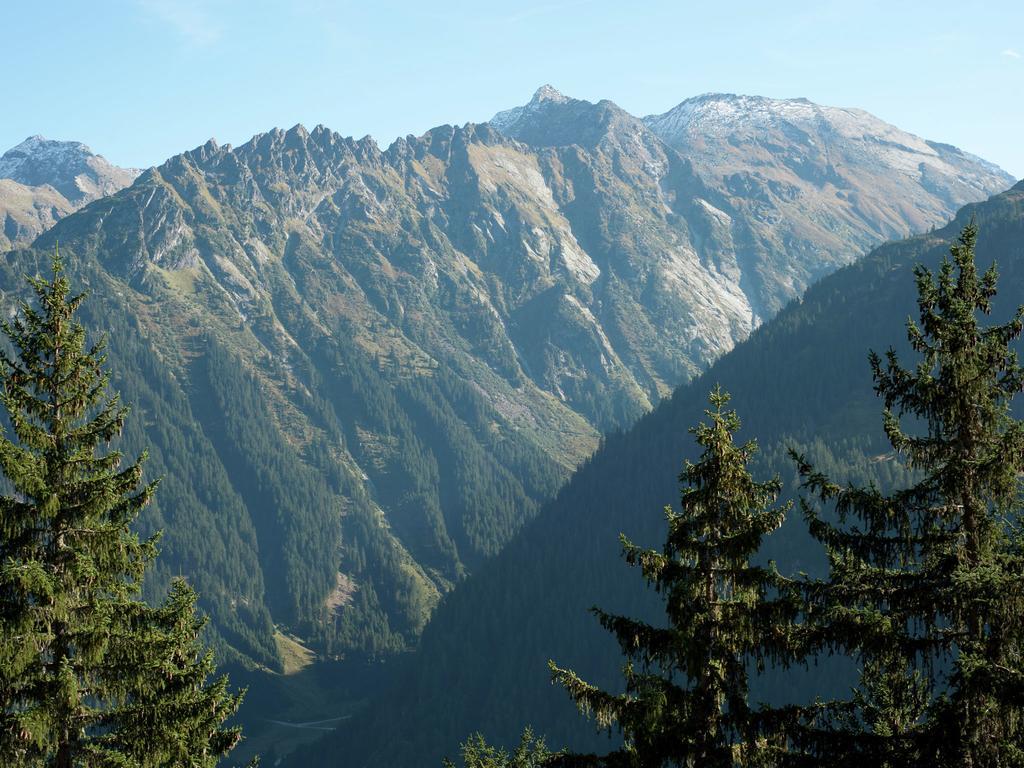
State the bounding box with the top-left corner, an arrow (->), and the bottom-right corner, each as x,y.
0,135 -> 140,203
642,92 -> 1011,184
643,93 -> 850,140
0,135 -> 97,180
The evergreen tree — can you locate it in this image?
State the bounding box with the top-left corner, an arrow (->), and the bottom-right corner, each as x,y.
793,222 -> 1024,767
550,387 -> 799,767
443,728 -> 553,768
0,254 -> 247,766
98,579 -> 248,767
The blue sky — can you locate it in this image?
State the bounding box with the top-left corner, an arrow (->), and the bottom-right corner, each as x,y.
6,0 -> 1023,177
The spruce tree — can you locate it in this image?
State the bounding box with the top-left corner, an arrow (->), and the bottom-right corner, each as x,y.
550,387 -> 799,767
443,728 -> 553,768
0,254 -> 247,766
793,222 -> 1024,767
98,579 -> 247,767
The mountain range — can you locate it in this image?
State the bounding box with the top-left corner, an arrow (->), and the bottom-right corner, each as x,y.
0,86 -> 1015,762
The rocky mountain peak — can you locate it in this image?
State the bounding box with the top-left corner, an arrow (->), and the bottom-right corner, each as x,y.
1,134 -> 86,163
1,134 -> 52,159
531,84 -> 570,104
643,92 -> 832,139
644,93 -> 1010,181
488,86 -> 643,149
489,84 -> 580,136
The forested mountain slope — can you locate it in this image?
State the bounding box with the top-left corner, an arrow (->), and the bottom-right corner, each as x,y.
0,88 -> 1010,675
292,180 -> 1024,768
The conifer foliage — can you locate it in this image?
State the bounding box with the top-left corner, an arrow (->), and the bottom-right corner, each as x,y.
0,254 -> 247,766
443,728 -> 553,768
793,222 -> 1024,767
550,387 -> 799,767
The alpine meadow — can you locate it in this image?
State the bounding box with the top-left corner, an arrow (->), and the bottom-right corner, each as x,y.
2,3 -> 1023,766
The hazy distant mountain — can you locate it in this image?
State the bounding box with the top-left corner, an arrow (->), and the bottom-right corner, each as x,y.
0,136 -> 139,249
643,93 -> 1014,308
0,135 -> 139,202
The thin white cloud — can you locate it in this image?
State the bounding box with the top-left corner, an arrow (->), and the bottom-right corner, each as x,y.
1002,49 -> 1021,59
139,0 -> 222,46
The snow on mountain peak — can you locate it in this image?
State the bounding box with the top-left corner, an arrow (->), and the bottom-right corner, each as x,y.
0,135 -> 95,175
14,135 -> 49,150
640,92 -> 1013,242
0,135 -> 140,206
643,93 -> 838,140
489,85 -> 575,133
532,84 -> 569,104
642,93 -> 958,175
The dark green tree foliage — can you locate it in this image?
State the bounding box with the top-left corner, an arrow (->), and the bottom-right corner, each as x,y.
194,338 -> 339,631
551,388 -> 798,767
101,579 -> 246,767
101,312 -> 278,668
0,257 -> 245,766
793,223 -> 1024,767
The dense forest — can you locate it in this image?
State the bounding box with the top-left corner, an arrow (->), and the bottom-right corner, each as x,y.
291,181 -> 1024,767
0,259 -> 248,765
0,242 -> 569,666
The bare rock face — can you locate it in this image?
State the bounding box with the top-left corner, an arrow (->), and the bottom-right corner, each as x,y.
0,136 -> 139,249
